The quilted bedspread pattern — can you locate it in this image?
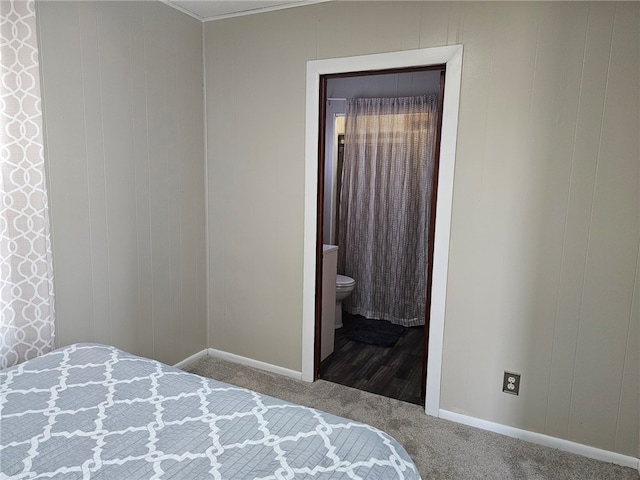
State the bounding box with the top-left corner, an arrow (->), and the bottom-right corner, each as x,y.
0,344 -> 420,479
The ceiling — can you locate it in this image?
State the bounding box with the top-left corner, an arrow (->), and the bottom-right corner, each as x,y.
165,0 -> 328,21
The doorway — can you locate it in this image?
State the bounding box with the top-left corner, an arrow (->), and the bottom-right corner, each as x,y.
315,67 -> 445,405
301,46 -> 463,417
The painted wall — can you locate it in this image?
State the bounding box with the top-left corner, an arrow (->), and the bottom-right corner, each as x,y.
36,0 -> 206,365
204,1 -> 638,456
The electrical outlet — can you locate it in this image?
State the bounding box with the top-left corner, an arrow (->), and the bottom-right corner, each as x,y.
503,371 -> 521,395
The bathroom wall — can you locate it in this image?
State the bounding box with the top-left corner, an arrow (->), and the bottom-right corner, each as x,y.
204,1 -> 638,457
37,0 -> 206,365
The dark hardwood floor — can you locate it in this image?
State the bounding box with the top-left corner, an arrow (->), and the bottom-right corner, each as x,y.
320,312 -> 424,405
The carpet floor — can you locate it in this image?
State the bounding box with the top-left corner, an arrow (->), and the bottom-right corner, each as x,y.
184,356 -> 638,480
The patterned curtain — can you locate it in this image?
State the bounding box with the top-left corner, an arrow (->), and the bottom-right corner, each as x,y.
338,96 -> 438,327
0,0 -> 55,368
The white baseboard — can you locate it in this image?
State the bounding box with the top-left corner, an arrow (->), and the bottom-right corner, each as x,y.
207,348 -> 302,380
173,349 -> 209,369
439,409 -> 640,471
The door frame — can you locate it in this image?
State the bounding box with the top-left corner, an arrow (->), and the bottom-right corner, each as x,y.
302,45 -> 463,417
315,65 -> 446,400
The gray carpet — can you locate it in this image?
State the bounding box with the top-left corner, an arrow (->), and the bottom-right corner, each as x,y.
184,356 -> 638,480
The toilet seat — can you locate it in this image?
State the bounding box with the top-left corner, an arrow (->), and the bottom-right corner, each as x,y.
336,274 -> 355,289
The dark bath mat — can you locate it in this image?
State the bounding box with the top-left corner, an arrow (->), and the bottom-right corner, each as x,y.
345,318 -> 407,348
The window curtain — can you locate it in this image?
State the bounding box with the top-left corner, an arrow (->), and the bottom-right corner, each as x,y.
0,0 -> 55,368
338,95 -> 438,327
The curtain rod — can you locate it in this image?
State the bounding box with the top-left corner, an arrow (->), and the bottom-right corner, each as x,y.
327,97 -> 347,101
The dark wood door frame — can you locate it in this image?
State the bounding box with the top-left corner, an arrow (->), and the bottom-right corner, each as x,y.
313,76 -> 328,380
313,66 -> 447,404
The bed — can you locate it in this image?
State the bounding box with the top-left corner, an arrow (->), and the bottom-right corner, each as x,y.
1,343 -> 420,479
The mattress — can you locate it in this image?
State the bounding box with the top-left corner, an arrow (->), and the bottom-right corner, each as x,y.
0,343 -> 420,479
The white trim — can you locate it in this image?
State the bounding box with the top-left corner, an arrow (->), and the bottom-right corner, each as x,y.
425,46 -> 463,416
201,0 -> 332,22
302,45 -> 464,421
162,0 -> 332,23
208,348 -> 302,380
159,0 -> 203,21
173,348 -> 209,369
439,410 -> 640,471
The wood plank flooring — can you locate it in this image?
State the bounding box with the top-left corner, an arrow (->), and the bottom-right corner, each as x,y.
320,312 -> 424,405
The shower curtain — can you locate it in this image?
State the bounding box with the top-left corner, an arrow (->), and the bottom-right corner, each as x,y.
337,95 -> 438,327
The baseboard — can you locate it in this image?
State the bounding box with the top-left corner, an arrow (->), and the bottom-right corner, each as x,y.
439,409 -> 640,471
207,348 -> 302,380
173,348 -> 209,369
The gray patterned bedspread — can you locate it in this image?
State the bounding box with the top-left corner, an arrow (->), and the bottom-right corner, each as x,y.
1,343 -> 420,479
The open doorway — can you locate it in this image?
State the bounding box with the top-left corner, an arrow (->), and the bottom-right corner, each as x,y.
315,67 -> 446,405
302,46 -> 463,417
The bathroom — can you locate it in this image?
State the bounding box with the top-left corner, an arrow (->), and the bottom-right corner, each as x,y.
319,68 -> 443,405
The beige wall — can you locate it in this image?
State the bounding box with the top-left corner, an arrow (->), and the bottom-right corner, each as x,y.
204,1 -> 638,456
37,1 -> 206,365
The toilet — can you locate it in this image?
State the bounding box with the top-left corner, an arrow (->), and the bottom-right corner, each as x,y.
335,274 -> 355,329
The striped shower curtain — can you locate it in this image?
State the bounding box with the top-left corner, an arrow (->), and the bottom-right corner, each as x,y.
337,96 -> 438,327
0,0 -> 55,368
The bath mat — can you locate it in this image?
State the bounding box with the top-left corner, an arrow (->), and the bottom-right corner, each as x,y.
345,318 -> 407,348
